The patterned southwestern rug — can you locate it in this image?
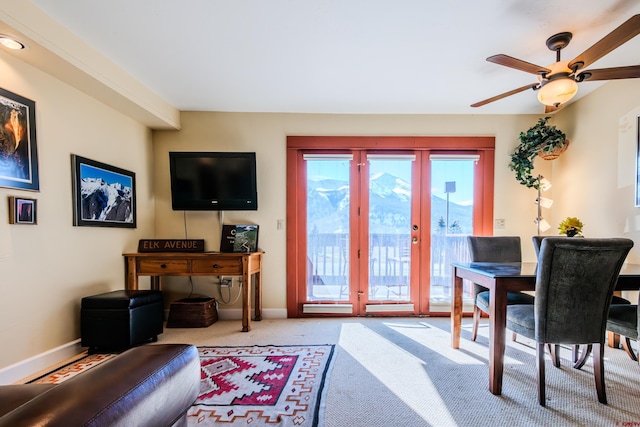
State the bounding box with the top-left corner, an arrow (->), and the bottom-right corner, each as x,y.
28,344 -> 335,427
188,345 -> 335,427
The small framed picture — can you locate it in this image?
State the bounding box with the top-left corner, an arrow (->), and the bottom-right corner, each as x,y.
8,196 -> 36,224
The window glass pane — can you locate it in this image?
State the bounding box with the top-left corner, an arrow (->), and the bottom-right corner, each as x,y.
306,159 -> 350,301
430,159 -> 474,307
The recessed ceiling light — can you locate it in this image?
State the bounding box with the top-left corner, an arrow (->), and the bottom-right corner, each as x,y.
0,35 -> 26,50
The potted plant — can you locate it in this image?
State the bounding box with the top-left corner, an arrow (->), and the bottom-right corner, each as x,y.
509,117 -> 569,188
558,217 -> 584,237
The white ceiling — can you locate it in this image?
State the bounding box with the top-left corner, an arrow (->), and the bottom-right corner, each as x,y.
24,0 -> 640,115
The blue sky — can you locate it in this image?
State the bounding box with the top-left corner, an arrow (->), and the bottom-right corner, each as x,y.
80,163 -> 132,187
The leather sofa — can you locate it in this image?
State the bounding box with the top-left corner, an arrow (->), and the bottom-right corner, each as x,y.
0,344 -> 200,427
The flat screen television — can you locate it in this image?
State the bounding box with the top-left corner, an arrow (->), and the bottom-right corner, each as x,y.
169,151 -> 258,211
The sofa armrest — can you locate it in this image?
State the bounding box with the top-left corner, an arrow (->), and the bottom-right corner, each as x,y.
0,344 -> 200,427
0,384 -> 55,417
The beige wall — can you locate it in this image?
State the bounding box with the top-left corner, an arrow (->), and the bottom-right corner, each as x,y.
153,112 -> 557,313
154,82 -> 640,313
3,35 -> 640,371
553,79 -> 640,263
0,51 -> 155,369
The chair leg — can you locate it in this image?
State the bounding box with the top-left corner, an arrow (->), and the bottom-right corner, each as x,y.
621,337 -> 638,362
551,344 -> 560,368
472,305 -> 480,341
545,344 -> 561,368
574,344 -> 593,369
572,345 -> 579,363
593,343 -> 607,404
537,343 -> 546,406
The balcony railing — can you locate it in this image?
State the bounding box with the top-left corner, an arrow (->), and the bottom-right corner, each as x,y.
306,232 -> 471,302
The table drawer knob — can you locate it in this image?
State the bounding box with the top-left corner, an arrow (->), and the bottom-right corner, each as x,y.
160,264 -> 167,269
212,264 -> 219,268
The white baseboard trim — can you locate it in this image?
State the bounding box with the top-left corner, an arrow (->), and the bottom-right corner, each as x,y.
0,308 -> 288,385
365,303 -> 415,313
0,339 -> 83,385
303,304 -> 353,314
164,308 -> 287,320
217,308 -> 288,320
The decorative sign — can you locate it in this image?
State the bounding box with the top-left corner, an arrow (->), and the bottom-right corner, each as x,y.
138,239 -> 205,253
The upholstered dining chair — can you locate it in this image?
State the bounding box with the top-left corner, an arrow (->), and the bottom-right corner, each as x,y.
606,292 -> 639,362
533,236 -> 633,314
507,237 -> 634,406
467,236 -> 535,341
531,236 -> 632,365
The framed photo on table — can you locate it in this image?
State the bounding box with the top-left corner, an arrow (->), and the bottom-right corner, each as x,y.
0,87 -> 39,191
220,224 -> 259,252
8,196 -> 37,224
71,155 -> 136,228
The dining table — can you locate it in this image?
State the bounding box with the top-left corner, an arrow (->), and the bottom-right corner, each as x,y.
450,261 -> 640,395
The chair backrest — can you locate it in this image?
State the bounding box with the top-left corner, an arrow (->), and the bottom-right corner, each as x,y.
532,235 -> 572,258
532,236 -> 546,258
535,237 -> 633,344
467,236 -> 522,262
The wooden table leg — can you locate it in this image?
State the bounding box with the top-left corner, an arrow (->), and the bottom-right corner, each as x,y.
241,256 -> 251,332
608,331 -> 621,348
451,266 -> 463,349
125,256 -> 138,290
489,282 -> 507,395
254,271 -> 262,321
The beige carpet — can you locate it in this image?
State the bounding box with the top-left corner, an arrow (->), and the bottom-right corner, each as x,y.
157,317 -> 640,427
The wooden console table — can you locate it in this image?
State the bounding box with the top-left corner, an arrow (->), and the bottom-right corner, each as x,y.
123,251 -> 263,332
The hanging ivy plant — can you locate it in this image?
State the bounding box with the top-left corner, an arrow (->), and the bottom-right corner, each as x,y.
508,117 -> 568,188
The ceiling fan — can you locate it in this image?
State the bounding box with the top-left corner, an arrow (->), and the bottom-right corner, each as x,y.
471,14 -> 640,113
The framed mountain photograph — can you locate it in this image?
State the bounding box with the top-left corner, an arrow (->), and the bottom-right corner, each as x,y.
71,154 -> 136,228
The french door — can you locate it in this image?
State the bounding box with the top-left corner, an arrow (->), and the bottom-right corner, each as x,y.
286,137 -> 494,317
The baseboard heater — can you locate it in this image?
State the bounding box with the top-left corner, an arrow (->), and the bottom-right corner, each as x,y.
365,303 -> 414,313
303,304 -> 352,314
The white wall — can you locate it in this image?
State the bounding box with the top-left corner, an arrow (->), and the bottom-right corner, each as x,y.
0,51 -> 155,370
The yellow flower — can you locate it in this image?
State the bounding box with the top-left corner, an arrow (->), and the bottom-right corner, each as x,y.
558,217 -> 584,237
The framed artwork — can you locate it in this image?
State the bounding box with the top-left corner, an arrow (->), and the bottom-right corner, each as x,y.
71,154 -> 136,228
220,224 -> 259,252
0,87 -> 39,191
637,116 -> 640,207
8,196 -> 37,224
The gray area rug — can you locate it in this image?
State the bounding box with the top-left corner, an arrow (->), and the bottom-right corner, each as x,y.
158,316 -> 640,427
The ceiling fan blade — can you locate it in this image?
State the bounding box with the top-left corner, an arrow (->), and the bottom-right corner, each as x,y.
487,54 -> 551,75
568,14 -> 640,71
577,65 -> 640,81
471,83 -> 539,107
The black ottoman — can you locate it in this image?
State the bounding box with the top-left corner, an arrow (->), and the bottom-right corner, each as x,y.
81,290 -> 164,353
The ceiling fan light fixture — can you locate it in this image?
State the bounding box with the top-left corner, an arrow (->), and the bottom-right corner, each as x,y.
537,76 -> 578,107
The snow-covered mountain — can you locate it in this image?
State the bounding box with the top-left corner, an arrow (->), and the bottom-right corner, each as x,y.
308,172 -> 472,234
81,178 -> 133,222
